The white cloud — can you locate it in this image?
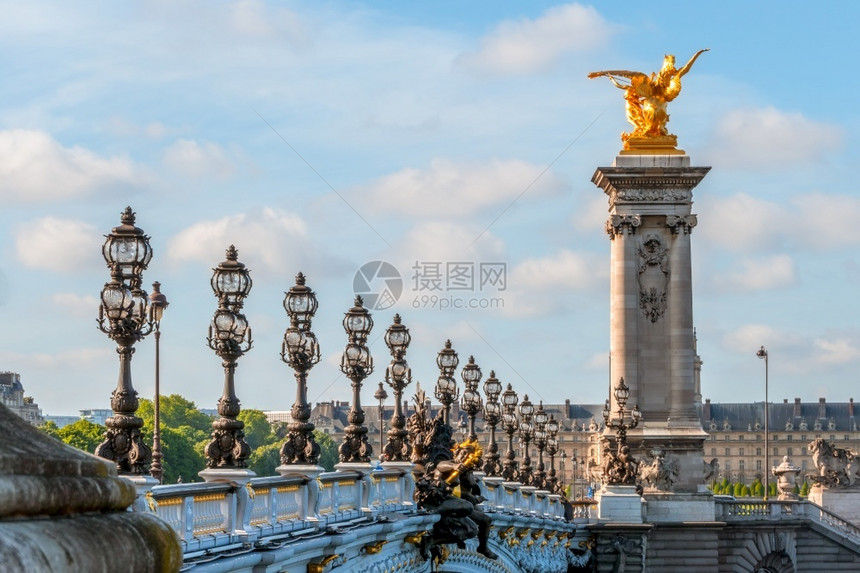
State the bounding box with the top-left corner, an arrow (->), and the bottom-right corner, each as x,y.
162,139 -> 236,180
167,207 -> 343,277
0,129 -> 140,203
813,337 -> 860,365
791,193 -> 860,248
15,217 -> 102,272
455,3 -> 613,75
502,249 -> 607,317
395,221 -> 506,266
704,107 -> 844,169
711,254 -> 797,292
697,193 -> 785,252
361,158 -> 566,218
51,292 -> 100,318
230,0 -> 306,43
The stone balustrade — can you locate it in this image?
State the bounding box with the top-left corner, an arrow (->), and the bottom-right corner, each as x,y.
141,468 -> 582,571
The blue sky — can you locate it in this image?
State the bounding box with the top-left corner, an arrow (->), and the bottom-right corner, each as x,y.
2,1 -> 859,416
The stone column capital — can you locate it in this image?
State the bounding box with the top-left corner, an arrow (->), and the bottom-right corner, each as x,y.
605,215 -> 641,239
666,214 -> 698,235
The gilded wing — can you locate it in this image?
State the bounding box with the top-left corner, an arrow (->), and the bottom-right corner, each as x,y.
587,69 -> 647,80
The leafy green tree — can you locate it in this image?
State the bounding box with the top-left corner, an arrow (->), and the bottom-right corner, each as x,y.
768,482 -> 778,497
161,426 -> 205,483
741,484 -> 751,497
249,442 -> 282,477
51,419 -> 106,453
138,395 -> 213,434
751,478 -> 764,498
239,409 -> 275,450
315,431 -> 338,471
733,482 -> 744,497
40,420 -> 61,440
800,481 -> 810,497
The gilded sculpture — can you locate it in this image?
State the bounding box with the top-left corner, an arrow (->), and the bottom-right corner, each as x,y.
589,49 -> 708,153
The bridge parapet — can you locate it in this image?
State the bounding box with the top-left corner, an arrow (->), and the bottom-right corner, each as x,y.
142,470 -> 583,571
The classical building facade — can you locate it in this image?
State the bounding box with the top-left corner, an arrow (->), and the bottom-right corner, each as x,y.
0,372 -> 43,426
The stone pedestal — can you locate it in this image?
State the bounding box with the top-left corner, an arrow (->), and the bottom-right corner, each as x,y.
596,485 -> 644,523
809,486 -> 860,525
643,492 -> 715,523
0,402 -> 181,572
592,154 -> 710,492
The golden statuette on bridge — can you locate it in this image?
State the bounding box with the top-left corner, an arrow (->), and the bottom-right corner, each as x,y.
589,49 -> 708,154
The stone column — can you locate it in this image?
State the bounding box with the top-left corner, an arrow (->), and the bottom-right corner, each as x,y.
592,154 -> 710,492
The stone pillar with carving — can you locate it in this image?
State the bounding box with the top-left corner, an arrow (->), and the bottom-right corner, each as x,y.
592,155 -> 710,493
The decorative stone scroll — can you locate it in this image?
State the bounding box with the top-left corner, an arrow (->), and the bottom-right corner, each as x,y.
606,187 -> 693,209
665,214 -> 697,235
605,214 -> 641,239
637,234 -> 668,323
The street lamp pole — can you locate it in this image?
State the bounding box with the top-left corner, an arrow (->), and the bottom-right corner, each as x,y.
757,345 -> 769,499
149,282 -> 168,483
374,382 -> 387,462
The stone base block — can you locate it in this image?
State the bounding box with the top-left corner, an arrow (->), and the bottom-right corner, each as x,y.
809,486 -> 860,525
644,492 -> 715,523
597,485 -> 644,523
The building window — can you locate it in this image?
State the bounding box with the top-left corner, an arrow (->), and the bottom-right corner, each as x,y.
830,435 -> 836,441
756,460 -> 762,470
787,435 -> 793,441
725,435 -> 730,441
773,447 -> 779,456
711,448 -> 716,456
739,435 -> 745,441
739,448 -> 744,456
725,461 -> 731,472
802,460 -> 808,470
787,447 -> 793,456
725,448 -> 731,456
773,434 -> 779,441
846,435 -> 851,441
739,460 -> 745,471
802,435 -> 807,441
756,448 -> 762,456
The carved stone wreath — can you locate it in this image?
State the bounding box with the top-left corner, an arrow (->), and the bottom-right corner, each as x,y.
637,234 -> 668,323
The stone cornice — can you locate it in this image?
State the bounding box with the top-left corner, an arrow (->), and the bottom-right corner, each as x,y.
592,167 -> 711,209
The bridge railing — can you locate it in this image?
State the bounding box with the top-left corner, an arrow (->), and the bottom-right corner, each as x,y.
715,498 -> 860,548
145,467 -> 569,555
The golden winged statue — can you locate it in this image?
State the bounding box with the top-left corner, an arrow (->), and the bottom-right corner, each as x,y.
589,49 -> 708,153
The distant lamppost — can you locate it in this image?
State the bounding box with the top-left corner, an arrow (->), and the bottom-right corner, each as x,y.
204,246 -> 253,469
546,415 -> 560,494
338,296 -> 374,464
374,382 -> 388,461
149,281 -> 168,483
482,371 -> 503,477
571,452 -> 577,499
560,450 -> 567,488
95,207 -> 155,475
457,417 -> 467,440
602,377 -> 642,485
757,345 -> 770,499
518,395 -> 535,486
460,356 -> 483,441
383,314 -> 412,463
435,340 -> 459,426
279,273 -> 322,466
533,402 -> 549,489
501,384 -> 519,481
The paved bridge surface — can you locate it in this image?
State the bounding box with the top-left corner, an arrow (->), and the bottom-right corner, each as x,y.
138,466 -> 860,572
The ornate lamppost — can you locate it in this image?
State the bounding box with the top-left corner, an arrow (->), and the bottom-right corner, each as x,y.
601,377 -> 642,485
95,207 -> 155,476
204,246 -> 253,469
518,395 -> 535,486
374,382 -> 387,462
533,402 -> 549,490
460,356 -> 483,441
279,273 -> 322,467
560,450 -> 567,493
149,282 -> 168,483
435,340 -> 459,426
501,384 -> 519,481
383,314 -> 412,463
757,345 -> 770,499
482,372 -> 503,477
338,296 -> 374,465
546,415 -> 560,494
571,452 -> 578,499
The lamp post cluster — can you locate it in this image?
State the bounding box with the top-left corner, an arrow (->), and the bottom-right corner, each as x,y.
204,246 -> 253,469
95,207 -> 157,476
482,372 -> 503,476
460,356 -> 483,442
601,377 -> 642,485
338,296 -> 374,464
92,209 -> 577,498
382,315 -> 412,463
279,273 -> 322,466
